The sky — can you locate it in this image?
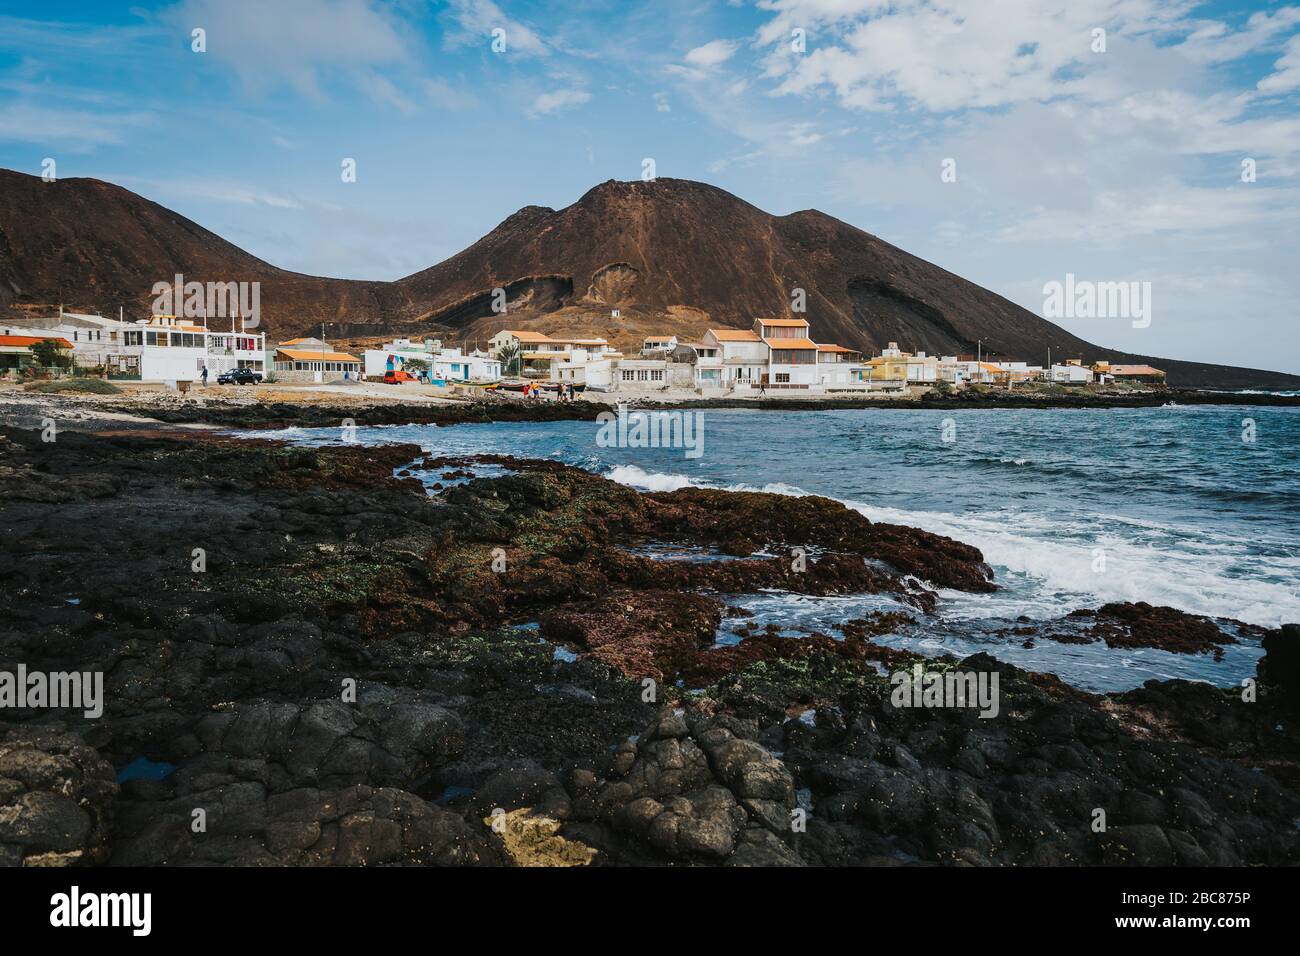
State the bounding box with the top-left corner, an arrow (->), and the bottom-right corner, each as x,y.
0,0 -> 1297,372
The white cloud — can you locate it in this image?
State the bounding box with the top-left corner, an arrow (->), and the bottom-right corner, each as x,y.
163,0 -> 412,97
532,88 -> 591,114
0,103 -> 153,152
685,39 -> 741,69
722,1 -> 1300,371
1259,33 -> 1300,93
355,71 -> 418,114
423,77 -> 479,111
753,0 -> 1300,113
442,0 -> 548,56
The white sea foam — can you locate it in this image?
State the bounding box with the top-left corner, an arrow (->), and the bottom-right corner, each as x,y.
603,463 -> 1299,628
604,464 -> 694,492
846,501 -> 1300,628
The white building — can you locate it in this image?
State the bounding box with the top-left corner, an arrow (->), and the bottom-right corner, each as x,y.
437,348 -> 501,382
1050,362 -> 1095,384
0,312 -> 114,368
121,315 -> 267,382
641,335 -> 677,355
553,354 -> 614,390
490,330 -> 616,379
4,311 -> 268,382
905,351 -> 939,383
756,317 -> 819,388
687,341 -> 723,389
816,344 -> 865,387
703,328 -> 768,391
364,338 -> 500,382
615,359 -> 671,389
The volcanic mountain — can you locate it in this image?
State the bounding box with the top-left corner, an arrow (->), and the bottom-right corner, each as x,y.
1,168 -> 1294,388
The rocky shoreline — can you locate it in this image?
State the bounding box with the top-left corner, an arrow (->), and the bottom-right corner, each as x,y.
1,418 -> 1298,867
2,384 -> 1298,438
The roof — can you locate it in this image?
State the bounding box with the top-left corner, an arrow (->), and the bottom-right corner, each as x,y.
979,363 -> 1008,374
708,329 -> 762,342
817,344 -> 859,353
0,335 -> 73,349
3,315 -> 104,331
279,337 -> 319,345
765,337 -> 819,350
643,335 -> 675,342
275,348 -> 360,363
756,318 -> 810,328
1110,364 -> 1165,375
500,330 -> 554,343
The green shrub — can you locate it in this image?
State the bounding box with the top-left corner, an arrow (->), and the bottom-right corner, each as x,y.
24,378 -> 122,395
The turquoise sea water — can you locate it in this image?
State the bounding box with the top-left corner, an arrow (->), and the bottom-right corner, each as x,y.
247,404 -> 1300,692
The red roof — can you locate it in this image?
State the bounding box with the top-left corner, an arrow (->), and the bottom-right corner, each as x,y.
0,335 -> 73,349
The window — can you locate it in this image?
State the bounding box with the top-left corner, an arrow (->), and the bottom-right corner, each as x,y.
776,373 -> 790,384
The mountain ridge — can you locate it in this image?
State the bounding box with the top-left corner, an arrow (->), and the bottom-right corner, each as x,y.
1,168 -> 1294,389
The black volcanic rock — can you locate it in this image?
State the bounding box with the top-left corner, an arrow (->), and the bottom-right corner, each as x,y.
2,170 -> 1295,389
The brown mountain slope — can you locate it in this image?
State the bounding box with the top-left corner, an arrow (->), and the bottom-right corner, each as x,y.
398,179 -> 1298,389
1,169 -> 1294,388
0,169 -> 412,336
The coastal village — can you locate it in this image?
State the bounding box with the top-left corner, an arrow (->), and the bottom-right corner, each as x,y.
0,307 -> 1165,397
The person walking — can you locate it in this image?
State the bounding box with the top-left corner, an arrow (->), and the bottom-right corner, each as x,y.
201,365 -> 209,387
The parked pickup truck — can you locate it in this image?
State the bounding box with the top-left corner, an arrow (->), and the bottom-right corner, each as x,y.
217,368 -> 263,385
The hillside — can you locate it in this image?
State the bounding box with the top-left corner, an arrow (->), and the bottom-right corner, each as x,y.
1,169 -> 1294,389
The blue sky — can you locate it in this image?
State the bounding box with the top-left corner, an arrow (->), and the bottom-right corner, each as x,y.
1,0 -> 1298,371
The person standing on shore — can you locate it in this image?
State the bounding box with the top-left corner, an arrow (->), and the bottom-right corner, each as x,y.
201,366 -> 208,387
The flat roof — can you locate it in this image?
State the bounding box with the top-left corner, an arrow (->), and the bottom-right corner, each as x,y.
0,335 -> 74,348
276,348 -> 360,362
1110,364 -> 1164,375
500,330 -> 555,343
708,328 -> 762,342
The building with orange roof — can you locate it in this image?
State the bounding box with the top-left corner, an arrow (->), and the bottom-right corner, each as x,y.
273,336 -> 361,382
1108,363 -> 1166,384
3,310 -> 269,383
0,334 -> 74,372
753,317 -> 818,388
702,327 -> 768,389
816,343 -> 867,387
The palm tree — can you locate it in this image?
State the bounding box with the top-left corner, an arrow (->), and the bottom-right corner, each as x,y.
495,343 -> 521,377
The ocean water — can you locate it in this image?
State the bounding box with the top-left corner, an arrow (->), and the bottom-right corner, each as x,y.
249,405 -> 1300,691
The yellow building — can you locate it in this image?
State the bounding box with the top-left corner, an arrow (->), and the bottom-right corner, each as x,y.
862,342 -> 909,381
